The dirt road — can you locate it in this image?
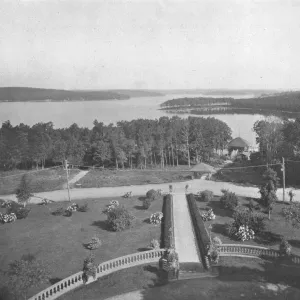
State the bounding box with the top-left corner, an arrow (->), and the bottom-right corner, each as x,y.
0,179 -> 297,203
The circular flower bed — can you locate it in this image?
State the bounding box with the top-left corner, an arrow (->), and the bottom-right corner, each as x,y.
0,212 -> 17,224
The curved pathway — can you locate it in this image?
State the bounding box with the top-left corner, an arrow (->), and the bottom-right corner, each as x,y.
0,178 -> 298,203
173,193 -> 202,263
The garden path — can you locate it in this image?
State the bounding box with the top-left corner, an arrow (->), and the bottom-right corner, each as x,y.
62,170 -> 89,189
172,192 -> 202,263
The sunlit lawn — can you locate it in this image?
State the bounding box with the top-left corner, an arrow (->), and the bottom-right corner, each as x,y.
0,168 -> 80,195
77,166 -> 193,188
0,195 -> 162,297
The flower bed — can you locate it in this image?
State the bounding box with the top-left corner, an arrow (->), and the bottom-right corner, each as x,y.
201,209 -> 216,221
150,212 -> 163,225
0,212 -> 17,224
235,225 -> 255,242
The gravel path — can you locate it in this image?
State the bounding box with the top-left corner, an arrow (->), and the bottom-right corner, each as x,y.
0,178 -> 298,203
62,170 -> 89,189
173,193 -> 202,263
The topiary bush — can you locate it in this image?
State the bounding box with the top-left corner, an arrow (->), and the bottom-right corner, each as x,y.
143,198 -> 152,209
82,253 -> 97,284
279,238 -> 292,256
212,236 -> 222,246
149,239 -> 160,249
146,189 -> 160,201
199,190 -> 214,202
220,189 -> 240,210
106,205 -> 135,231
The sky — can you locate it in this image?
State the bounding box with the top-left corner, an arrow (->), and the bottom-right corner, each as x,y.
0,0 -> 300,90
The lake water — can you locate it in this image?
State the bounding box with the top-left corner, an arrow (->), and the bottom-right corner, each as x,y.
0,93 -> 264,146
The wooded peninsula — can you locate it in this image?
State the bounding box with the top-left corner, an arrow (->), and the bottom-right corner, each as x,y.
160,91 -> 300,118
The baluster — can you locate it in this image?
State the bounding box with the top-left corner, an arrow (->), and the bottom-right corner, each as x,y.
57,285 -> 60,291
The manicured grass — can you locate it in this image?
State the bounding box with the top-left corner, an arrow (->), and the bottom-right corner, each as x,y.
77,166 -> 193,188
0,168 -> 80,195
59,257 -> 300,300
0,196 -> 162,297
195,195 -> 300,255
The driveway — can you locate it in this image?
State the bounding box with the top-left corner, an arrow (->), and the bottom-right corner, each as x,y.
0,179 -> 297,203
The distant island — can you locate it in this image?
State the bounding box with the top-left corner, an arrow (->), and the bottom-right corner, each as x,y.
0,87 -> 164,102
160,91 -> 300,118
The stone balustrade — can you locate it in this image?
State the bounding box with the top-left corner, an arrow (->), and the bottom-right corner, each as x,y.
28,249 -> 165,300
217,244 -> 300,263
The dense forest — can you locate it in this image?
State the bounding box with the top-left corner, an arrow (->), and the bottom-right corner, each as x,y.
0,87 -> 163,102
252,117 -> 300,185
160,91 -> 300,115
0,116 -> 232,171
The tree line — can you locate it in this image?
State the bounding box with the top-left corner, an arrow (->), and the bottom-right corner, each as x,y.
0,116 -> 232,171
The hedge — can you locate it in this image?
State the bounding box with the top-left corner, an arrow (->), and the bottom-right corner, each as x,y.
186,193 -> 211,269
162,194 -> 174,249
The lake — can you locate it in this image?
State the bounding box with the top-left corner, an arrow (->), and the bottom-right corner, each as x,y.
0,93 -> 264,146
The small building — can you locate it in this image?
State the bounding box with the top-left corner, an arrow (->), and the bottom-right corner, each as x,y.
227,137 -> 250,160
190,162 -> 216,179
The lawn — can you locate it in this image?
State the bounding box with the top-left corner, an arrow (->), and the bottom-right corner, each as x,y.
0,168 -> 80,195
59,257 -> 300,300
195,194 -> 300,255
213,161 -> 265,187
77,166 -> 193,188
0,195 -> 163,297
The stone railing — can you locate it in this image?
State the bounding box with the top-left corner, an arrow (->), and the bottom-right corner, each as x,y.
28,249 -> 165,300
218,244 -> 300,264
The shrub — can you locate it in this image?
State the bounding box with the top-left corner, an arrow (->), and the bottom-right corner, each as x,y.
150,212 -> 163,225
199,190 -> 214,202
67,203 -> 79,212
15,174 -> 33,207
201,209 -> 216,221
212,236 -> 222,246
7,202 -> 31,219
143,198 -> 152,209
235,225 -> 255,241
146,189 -> 160,201
86,236 -> 102,250
233,207 -> 265,234
227,207 -> 265,240
149,239 -> 160,249
279,238 -> 292,256
78,203 -> 89,212
106,206 -> 135,231
220,189 -> 240,210
52,207 -> 65,216
209,248 -> 220,264
82,253 -> 97,284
